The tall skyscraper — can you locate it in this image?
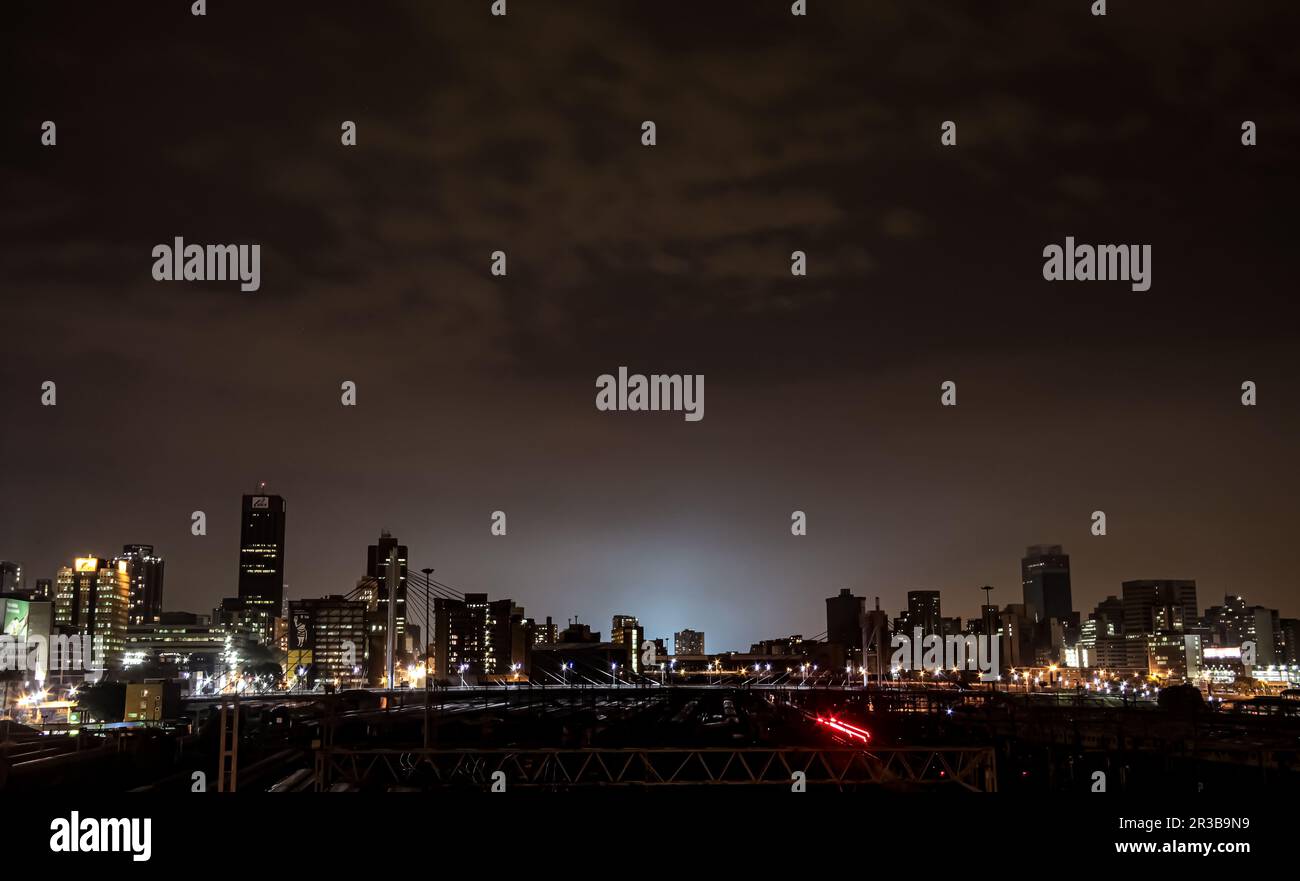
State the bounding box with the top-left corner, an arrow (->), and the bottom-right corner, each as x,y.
1021,545 -> 1073,624
366,530 -> 407,640
55,556 -> 100,630
906,590 -> 941,636
54,556 -> 131,668
826,588 -> 865,656
1279,618 -> 1300,665
362,531 -> 408,684
237,485 -> 286,609
115,544 -> 165,625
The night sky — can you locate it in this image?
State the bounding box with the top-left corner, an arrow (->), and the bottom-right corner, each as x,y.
3,1 -> 1299,651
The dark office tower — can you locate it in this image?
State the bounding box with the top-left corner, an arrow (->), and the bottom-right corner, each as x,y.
0,561 -> 23,592
1203,594 -> 1248,645
1279,618 -> 1300,665
33,579 -> 52,601
906,591 -> 941,636
1021,545 -> 1073,624
366,531 -> 408,639
1121,580 -> 1197,635
237,485 -> 287,609
1244,606 -> 1281,666
1093,595 -> 1125,636
979,605 -> 999,638
826,588 -> 865,656
116,544 -> 165,625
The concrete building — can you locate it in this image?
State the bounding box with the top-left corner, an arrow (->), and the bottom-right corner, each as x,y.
674,629 -> 704,656
286,595 -> 368,688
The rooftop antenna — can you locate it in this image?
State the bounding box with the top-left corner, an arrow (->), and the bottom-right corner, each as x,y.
981,585 -> 994,607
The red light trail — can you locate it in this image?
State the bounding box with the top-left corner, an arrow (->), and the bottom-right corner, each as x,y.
814,715 -> 870,743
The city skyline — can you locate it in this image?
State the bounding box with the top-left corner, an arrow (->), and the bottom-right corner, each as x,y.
6,501 -> 1299,655
5,1 -> 1300,821
4,1 -> 1299,654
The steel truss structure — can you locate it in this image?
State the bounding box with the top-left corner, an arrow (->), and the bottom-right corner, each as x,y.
314,746 -> 997,791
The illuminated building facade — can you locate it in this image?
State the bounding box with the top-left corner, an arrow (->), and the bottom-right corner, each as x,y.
1148,631 -> 1201,680
433,593 -> 516,679
53,556 -> 131,668
213,596 -> 275,646
125,612 -> 237,674
533,615 -> 558,646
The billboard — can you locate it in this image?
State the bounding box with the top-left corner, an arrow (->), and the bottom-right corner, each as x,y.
289,608 -> 313,650
3,598 -> 30,639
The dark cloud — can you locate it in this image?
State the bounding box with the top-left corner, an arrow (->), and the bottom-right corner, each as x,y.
3,1 -> 1299,650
